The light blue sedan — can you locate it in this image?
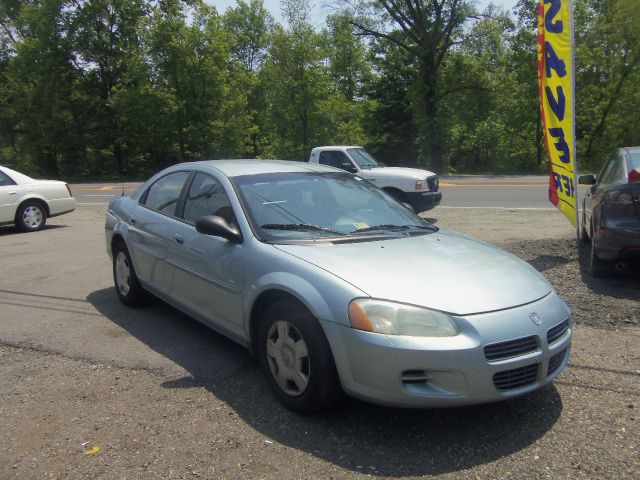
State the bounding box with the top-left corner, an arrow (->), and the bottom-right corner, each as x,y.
105,160 -> 572,413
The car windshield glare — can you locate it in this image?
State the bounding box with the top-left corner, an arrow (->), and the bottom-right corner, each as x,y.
347,148 -> 379,169
233,172 -> 430,241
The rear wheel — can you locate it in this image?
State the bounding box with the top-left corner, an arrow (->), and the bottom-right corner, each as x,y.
16,201 -> 46,231
580,206 -> 590,244
113,241 -> 147,306
258,299 -> 341,413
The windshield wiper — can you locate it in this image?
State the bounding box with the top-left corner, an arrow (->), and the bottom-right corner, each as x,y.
350,224 -> 437,234
261,223 -> 341,234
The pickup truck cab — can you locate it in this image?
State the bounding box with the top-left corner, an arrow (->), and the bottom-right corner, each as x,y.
309,146 -> 441,212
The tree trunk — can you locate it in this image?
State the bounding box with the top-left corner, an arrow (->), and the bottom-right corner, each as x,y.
418,57 -> 445,173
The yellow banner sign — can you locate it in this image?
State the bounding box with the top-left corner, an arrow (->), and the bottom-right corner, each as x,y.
538,0 -> 577,226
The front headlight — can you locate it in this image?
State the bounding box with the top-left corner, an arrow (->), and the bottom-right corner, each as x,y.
348,299 -> 459,337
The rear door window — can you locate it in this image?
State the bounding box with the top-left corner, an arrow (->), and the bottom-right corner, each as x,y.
142,171 -> 190,216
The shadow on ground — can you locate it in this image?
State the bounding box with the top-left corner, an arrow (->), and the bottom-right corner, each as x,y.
88,287 -> 562,477
0,224 -> 66,237
576,242 -> 640,297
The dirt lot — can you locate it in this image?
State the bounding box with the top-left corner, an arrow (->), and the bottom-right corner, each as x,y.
0,204 -> 638,479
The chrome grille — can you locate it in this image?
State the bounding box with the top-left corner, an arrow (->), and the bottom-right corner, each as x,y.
547,318 -> 569,345
547,349 -> 567,376
427,175 -> 439,192
484,335 -> 538,361
493,364 -> 539,391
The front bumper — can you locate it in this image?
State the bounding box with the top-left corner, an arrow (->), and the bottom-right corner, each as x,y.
405,191 -> 442,213
323,293 -> 571,408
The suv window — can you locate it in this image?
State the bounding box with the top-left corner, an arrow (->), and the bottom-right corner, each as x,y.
143,171 -> 190,216
182,173 -> 236,226
318,151 -> 356,172
0,170 -> 16,186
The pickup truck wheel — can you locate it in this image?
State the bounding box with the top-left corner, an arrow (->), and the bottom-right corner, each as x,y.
258,299 -> 342,413
384,188 -> 407,204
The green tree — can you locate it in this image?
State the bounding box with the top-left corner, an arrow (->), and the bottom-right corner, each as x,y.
347,0 -> 475,173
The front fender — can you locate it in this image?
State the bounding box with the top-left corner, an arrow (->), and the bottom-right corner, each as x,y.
248,272 -> 337,326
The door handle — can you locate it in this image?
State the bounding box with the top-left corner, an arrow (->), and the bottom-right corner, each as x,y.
129,215 -> 136,224
8,191 -> 16,195
174,233 -> 184,244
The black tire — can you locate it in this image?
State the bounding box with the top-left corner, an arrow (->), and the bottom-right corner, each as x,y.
384,188 -> 407,204
589,222 -> 610,277
258,299 -> 342,413
112,241 -> 147,306
15,200 -> 47,232
580,207 -> 590,244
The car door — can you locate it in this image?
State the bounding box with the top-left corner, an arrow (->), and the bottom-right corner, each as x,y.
588,151 -> 626,233
128,170 -> 191,292
165,171 -> 246,340
0,170 -> 19,223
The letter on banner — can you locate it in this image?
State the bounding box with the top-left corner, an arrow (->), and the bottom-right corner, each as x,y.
538,0 -> 578,227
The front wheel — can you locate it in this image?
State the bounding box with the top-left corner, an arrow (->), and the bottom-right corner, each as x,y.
16,201 -> 46,231
589,222 -> 610,277
258,300 -> 342,413
112,241 -> 147,306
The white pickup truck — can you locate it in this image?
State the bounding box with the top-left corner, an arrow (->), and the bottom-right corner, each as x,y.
308,146 -> 441,212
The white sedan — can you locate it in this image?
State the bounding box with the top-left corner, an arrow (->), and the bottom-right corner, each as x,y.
0,166 -> 76,231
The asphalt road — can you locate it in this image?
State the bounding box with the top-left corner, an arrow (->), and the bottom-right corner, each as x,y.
71,176 -> 588,209
0,204 -> 638,479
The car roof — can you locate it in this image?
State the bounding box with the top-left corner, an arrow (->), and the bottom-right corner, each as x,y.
622,146 -> 640,155
0,165 -> 34,183
188,159 -> 337,177
312,146 -> 362,150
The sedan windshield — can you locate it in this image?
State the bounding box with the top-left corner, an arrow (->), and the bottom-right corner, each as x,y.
347,148 -> 380,169
233,172 -> 434,241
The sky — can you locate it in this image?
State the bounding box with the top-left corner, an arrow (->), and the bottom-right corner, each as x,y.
211,1 -> 521,26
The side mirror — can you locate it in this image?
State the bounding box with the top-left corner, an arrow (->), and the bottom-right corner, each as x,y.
341,163 -> 358,174
195,215 -> 242,243
578,174 -> 596,185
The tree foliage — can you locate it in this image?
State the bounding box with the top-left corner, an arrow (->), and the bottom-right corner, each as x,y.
0,0 -> 638,178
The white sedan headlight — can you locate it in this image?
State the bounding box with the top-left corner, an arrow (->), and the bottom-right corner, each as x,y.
348,299 -> 459,337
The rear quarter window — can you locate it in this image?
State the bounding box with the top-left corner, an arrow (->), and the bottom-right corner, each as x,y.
0,170 -> 16,186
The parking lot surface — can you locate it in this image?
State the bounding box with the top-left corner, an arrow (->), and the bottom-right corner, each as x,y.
0,205 -> 638,479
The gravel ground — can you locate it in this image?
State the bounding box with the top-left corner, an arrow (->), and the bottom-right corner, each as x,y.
0,205 -> 638,479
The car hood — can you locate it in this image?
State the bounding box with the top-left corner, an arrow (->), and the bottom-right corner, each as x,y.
360,166 -> 436,180
273,231 -> 552,316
